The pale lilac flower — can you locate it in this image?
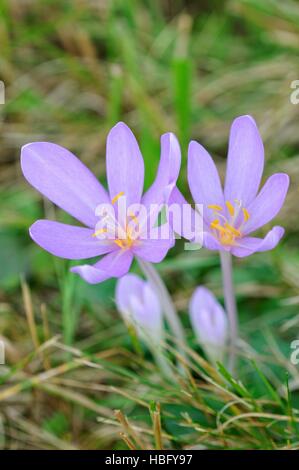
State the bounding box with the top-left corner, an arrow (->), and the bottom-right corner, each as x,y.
116,273 -> 163,344
21,123 -> 181,283
186,115 -> 289,257
189,286 -> 228,362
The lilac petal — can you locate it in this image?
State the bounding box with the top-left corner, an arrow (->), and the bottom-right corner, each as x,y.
231,226 -> 284,258
30,220 -> 116,259
133,224 -> 174,263
203,231 -> 226,252
106,122 -> 144,207
143,283 -> 162,326
21,142 -> 109,228
168,187 -> 203,242
133,240 -> 172,263
243,173 -> 289,235
116,273 -> 144,320
224,115 -> 264,206
116,274 -> 162,341
142,132 -> 181,208
135,282 -> 162,344
189,286 -> 227,347
188,140 -> 225,225
71,249 -> 133,284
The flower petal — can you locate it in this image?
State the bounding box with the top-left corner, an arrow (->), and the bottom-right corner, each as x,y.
30,220 -> 116,259
133,223 -> 174,263
71,249 -> 133,284
188,140 -> 224,225
231,226 -> 285,258
189,286 -> 227,347
203,231 -> 225,252
142,132 -> 181,208
243,173 -> 289,235
143,283 -> 162,328
106,122 -> 144,207
168,187 -> 204,243
224,115 -> 264,206
116,274 -> 162,342
137,283 -> 163,341
21,142 -> 109,228
116,273 -> 144,320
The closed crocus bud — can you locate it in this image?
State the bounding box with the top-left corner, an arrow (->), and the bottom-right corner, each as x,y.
189,287 -> 228,363
116,274 -> 163,345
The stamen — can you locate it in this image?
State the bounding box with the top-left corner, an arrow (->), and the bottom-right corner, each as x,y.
225,201 -> 235,217
208,204 -> 223,211
114,239 -> 125,249
128,211 -> 138,224
114,237 -> 134,250
93,195 -> 140,250
224,223 -> 241,237
92,228 -> 108,237
210,220 -> 228,235
215,225 -> 228,235
209,199 -> 248,246
111,191 -> 125,205
210,219 -> 220,230
242,208 -> 250,222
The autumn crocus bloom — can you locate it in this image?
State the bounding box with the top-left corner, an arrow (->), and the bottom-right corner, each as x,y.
21,123 -> 181,283
189,287 -> 228,362
188,115 -> 289,257
116,273 -> 163,344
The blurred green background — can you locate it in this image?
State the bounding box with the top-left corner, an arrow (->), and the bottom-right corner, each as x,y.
1,0 -> 299,450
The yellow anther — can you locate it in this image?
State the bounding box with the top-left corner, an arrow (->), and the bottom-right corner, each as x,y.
114,237 -> 134,250
208,204 -> 223,212
92,228 -> 107,237
242,208 -> 250,222
92,199 -> 140,251
128,211 -> 138,224
224,223 -> 241,237
111,191 -> 125,205
210,220 -> 228,235
225,201 -> 235,217
210,219 -> 220,229
209,201 -> 245,246
215,225 -> 228,235
114,239 -> 125,249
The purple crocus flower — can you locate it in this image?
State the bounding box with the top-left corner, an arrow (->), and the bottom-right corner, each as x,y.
186,115 -> 289,257
116,273 -> 163,344
189,286 -> 228,362
21,123 -> 180,283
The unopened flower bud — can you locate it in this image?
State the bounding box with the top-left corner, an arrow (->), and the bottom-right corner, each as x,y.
189,286 -> 228,363
116,273 -> 163,345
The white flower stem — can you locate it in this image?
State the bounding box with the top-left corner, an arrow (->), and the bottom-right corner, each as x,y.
137,259 -> 187,359
128,324 -> 175,381
220,251 -> 238,374
151,345 -> 176,382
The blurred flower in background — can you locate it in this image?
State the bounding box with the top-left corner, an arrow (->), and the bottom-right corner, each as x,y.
116,273 -> 163,346
189,286 -> 228,363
